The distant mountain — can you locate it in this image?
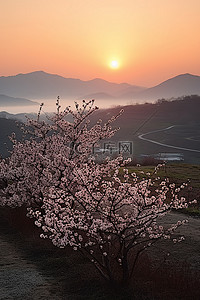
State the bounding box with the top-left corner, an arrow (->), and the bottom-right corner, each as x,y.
123,73 -> 200,101
80,92 -> 115,100
0,94 -> 38,106
117,85 -> 147,97
0,71 -> 144,100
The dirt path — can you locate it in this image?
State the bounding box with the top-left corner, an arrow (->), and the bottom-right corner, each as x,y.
0,218 -> 63,300
0,236 -> 54,300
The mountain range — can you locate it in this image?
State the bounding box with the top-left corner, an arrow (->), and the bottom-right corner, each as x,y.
0,71 -> 142,100
0,71 -> 200,106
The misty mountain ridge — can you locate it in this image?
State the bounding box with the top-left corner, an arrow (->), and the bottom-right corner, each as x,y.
0,94 -> 38,106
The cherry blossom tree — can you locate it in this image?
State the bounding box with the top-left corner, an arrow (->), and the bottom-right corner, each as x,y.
0,99 -> 194,285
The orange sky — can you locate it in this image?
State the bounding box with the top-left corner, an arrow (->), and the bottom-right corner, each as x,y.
1,0 -> 200,86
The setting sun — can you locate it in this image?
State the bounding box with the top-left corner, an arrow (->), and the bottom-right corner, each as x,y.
0,1 -> 200,86
110,60 -> 119,69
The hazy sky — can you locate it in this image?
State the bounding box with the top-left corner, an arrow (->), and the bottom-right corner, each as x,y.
1,0 -> 200,86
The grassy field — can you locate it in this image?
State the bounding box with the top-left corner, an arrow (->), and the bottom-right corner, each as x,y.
128,163 -> 200,186
127,163 -> 200,216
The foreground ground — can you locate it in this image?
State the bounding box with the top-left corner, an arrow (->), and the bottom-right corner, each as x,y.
0,163 -> 200,299
0,206 -> 200,300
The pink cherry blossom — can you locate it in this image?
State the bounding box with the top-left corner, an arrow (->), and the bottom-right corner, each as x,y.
0,98 -> 194,285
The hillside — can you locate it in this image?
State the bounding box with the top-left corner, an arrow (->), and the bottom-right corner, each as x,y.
0,118 -> 23,158
91,95 -> 200,164
92,95 -> 200,133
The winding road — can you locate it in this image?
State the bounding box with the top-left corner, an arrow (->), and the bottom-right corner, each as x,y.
138,125 -> 200,153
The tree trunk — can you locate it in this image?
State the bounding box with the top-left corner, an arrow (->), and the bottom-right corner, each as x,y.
122,253 -> 130,286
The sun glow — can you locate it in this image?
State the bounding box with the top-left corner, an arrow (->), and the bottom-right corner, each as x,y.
110,60 -> 119,69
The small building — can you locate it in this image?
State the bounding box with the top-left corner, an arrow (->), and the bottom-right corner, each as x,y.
154,153 -> 184,162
